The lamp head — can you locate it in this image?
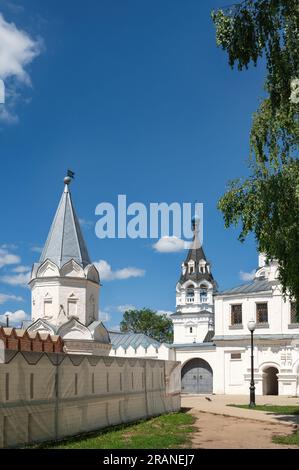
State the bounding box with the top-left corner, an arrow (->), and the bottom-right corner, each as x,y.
247,319 -> 256,332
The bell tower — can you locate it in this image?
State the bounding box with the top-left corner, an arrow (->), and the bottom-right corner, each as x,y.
172,216 -> 217,344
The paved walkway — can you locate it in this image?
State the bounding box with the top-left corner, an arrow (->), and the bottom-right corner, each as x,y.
181,394 -> 299,449
182,394 -> 299,425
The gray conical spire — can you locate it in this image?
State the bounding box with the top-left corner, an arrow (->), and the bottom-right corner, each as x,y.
39,176 -> 91,268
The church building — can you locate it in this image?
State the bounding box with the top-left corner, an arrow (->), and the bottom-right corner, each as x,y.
22,175 -> 299,396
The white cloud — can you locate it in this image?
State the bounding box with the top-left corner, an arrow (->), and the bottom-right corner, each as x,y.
12,264 -> 30,273
98,311 -> 110,322
0,13 -> 42,123
0,293 -> 23,304
94,260 -> 145,281
0,13 -> 41,83
240,270 -> 256,281
0,270 -> 30,287
30,245 -> 42,253
0,309 -> 28,325
0,246 -> 21,268
153,236 -> 190,253
156,310 -> 173,316
116,304 -> 136,313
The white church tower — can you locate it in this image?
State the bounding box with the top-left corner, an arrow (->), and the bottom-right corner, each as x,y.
172,216 -> 217,344
29,174 -> 100,326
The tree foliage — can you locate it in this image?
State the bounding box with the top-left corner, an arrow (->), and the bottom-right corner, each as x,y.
212,0 -> 299,313
120,308 -> 173,343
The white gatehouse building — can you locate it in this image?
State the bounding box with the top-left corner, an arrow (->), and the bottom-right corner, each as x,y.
22,175 -> 299,396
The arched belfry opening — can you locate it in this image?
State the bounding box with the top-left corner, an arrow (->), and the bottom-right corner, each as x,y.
181,358 -> 213,394
263,367 -> 279,395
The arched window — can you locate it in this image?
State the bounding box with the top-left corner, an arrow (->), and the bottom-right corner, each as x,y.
186,286 -> 194,302
200,287 -> 208,303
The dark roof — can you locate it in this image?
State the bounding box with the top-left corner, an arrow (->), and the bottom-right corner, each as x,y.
179,243 -> 215,285
216,278 -> 279,296
203,330 -> 215,343
39,184 -> 91,268
108,331 -> 162,350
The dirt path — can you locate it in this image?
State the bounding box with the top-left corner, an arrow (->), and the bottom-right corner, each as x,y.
189,410 -> 297,449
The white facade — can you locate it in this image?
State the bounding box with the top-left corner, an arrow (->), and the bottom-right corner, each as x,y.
30,260 -> 100,326
24,176 -> 110,356
172,251 -> 299,396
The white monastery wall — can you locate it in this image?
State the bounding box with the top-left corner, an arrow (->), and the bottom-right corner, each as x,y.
0,351 -> 181,448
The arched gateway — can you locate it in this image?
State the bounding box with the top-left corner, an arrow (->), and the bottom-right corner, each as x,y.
181,358 -> 213,394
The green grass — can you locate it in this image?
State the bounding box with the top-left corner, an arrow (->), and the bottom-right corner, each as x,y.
273,430 -> 299,446
31,412 -> 196,449
228,404 -> 299,415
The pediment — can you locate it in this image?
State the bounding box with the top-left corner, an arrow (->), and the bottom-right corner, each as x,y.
36,260 -> 60,278
26,319 -> 56,335
84,264 -> 100,283
57,317 -> 92,340
60,260 -> 84,278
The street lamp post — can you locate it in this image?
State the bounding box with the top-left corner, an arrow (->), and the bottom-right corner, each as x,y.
247,319 -> 256,408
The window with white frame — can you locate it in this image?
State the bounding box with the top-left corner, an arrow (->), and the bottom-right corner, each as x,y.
68,298 -> 78,317
256,302 -> 268,324
290,302 -> 297,324
44,298 -> 52,317
186,286 -> 194,302
231,304 -> 242,325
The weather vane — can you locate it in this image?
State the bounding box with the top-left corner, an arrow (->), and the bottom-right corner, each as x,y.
64,169 -> 75,185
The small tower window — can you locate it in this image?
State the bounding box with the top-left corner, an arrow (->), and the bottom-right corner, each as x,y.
68,299 -> 78,317
189,327 -> 193,333
44,298 -> 52,318
186,287 -> 194,302
200,287 -> 207,303
189,266 -> 194,274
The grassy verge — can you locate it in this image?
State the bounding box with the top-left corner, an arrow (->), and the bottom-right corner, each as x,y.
273,431 -> 299,446
228,404 -> 299,415
30,411 -> 196,449
228,404 -> 299,446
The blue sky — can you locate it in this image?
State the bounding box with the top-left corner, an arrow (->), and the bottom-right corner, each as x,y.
0,0 -> 265,328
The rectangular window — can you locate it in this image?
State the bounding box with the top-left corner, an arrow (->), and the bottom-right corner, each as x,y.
231,353 -> 241,360
91,373 -> 95,394
106,372 -> 109,392
256,303 -> 268,324
231,304 -> 242,325
5,373 -> 9,401
74,373 -> 78,396
120,373 -> 122,391
30,373 -> 34,399
44,300 -> 52,317
290,302 -> 297,324
68,300 -> 77,317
